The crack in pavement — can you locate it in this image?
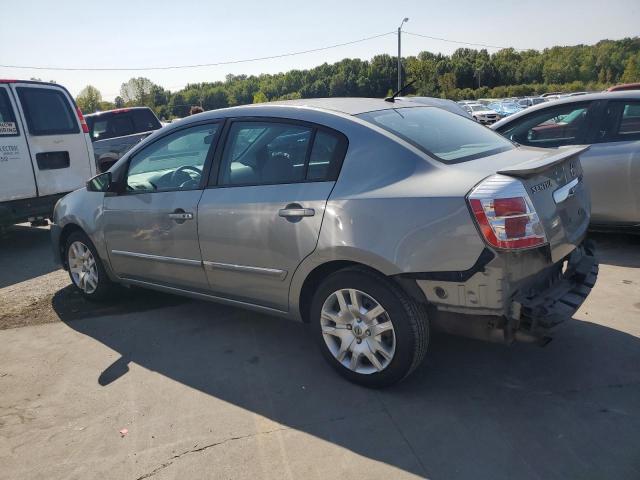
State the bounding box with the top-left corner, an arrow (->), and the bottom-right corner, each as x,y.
135,412 -> 367,480
136,427 -> 288,479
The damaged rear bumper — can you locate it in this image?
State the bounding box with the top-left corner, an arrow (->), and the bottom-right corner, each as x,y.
408,240 -> 598,343
507,241 -> 598,342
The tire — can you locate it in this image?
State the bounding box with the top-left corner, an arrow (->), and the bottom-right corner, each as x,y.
310,266 -> 429,388
64,231 -> 116,302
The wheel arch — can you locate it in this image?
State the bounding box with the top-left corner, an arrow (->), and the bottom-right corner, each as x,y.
58,223 -> 85,269
296,259 -> 427,324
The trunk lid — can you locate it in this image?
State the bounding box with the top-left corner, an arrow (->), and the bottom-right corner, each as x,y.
497,146 -> 590,262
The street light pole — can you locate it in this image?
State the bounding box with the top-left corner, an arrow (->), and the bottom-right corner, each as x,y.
397,17 -> 409,92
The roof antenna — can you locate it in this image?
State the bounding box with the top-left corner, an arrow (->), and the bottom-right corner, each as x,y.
384,79 -> 416,102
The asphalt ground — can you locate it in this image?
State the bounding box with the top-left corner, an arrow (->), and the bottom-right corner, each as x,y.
1,224 -> 639,479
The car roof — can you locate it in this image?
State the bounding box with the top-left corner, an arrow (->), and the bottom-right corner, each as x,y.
85,106 -> 153,118
394,96 -> 471,117
265,97 -> 429,115
491,90 -> 640,129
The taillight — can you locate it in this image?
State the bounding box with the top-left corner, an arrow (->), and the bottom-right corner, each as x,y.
75,106 -> 89,133
467,174 -> 547,250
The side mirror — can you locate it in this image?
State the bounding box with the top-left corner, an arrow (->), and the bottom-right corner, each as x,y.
87,172 -> 113,192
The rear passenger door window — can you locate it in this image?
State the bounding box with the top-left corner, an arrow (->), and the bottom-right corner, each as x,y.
217,120 -> 347,186
219,122 -> 311,186
498,103 -> 592,147
598,101 -> 640,142
16,87 -> 78,136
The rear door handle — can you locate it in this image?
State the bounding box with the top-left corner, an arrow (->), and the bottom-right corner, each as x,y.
168,209 -> 194,221
279,208 -> 315,218
279,203 -> 315,222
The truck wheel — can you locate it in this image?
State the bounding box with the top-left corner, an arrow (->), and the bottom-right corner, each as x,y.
65,231 -> 115,302
310,267 -> 429,388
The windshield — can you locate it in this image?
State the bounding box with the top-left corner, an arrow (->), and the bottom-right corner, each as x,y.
470,105 -> 487,111
358,106 -> 514,163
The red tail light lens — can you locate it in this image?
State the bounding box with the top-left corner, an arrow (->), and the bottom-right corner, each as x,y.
468,175 -> 547,250
493,197 -> 526,217
75,106 -> 89,133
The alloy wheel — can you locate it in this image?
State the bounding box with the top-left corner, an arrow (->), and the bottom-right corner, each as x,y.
68,241 -> 99,294
320,288 -> 396,374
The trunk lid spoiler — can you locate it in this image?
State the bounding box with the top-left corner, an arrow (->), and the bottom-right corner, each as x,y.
497,146 -> 590,178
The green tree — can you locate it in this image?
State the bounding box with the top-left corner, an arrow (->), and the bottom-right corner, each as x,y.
76,85 -> 102,114
621,53 -> 640,83
120,77 -> 154,105
253,91 -> 268,103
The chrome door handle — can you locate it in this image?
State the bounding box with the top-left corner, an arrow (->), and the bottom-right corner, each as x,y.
168,212 -> 193,220
278,208 -> 315,218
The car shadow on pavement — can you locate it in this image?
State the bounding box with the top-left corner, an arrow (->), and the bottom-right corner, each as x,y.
0,225 -> 59,288
55,296 -> 640,480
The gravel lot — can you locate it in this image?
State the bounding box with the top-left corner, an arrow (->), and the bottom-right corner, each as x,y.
1,224 -> 639,479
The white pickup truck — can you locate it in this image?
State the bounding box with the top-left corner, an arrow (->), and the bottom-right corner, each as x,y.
0,80 -> 95,232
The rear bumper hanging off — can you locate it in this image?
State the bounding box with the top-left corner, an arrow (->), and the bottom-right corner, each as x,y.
507,240 -> 598,341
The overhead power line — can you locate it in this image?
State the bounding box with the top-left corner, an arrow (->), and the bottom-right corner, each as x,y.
0,31 -> 395,72
404,31 -> 526,51
1,30 -> 527,73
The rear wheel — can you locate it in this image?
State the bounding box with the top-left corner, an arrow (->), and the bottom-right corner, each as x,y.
310,267 -> 429,388
65,231 -> 115,301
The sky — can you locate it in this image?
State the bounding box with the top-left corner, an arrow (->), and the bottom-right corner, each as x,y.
1,0 -> 639,100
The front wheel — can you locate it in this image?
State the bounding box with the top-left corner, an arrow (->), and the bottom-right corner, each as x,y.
310,267 -> 429,388
65,231 -> 115,301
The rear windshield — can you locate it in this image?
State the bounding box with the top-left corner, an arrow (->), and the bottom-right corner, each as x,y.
358,106 -> 514,163
86,109 -> 161,141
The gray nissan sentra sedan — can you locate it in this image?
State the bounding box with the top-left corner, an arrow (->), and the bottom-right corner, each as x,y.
52,98 -> 598,387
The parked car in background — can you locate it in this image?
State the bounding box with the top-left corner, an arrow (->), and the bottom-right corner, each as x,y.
463,103 -> 501,124
492,91 -> 640,230
0,80 -> 95,232
397,96 -> 472,118
488,101 -> 523,118
517,97 -> 547,108
607,83 -> 640,92
52,97 -> 597,387
541,92 -> 565,98
85,107 -> 162,172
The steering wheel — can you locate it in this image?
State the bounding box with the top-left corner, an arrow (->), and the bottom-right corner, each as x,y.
170,165 -> 202,187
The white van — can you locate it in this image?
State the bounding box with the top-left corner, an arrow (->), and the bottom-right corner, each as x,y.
0,80 -> 95,231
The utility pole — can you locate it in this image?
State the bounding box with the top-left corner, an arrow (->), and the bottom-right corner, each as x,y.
397,17 -> 409,92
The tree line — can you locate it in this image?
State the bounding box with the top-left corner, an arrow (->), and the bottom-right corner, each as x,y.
76,37 -> 640,118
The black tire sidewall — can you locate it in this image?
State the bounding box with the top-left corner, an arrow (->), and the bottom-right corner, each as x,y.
65,231 -> 113,301
310,269 -> 423,388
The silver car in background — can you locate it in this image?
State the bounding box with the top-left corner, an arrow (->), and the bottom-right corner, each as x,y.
52,98 -> 597,387
493,91 -> 640,230
464,103 -> 501,124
